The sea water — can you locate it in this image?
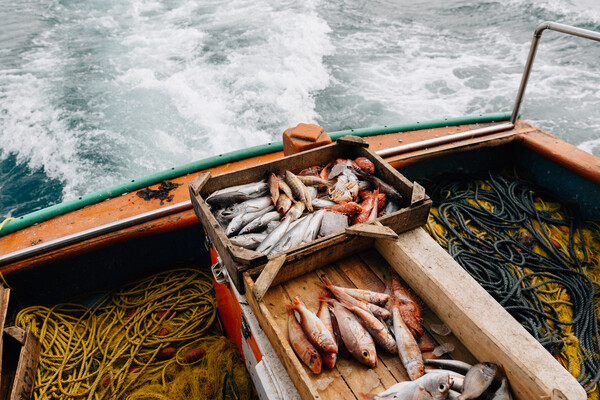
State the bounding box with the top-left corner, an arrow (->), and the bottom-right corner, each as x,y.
1,0 -> 599,218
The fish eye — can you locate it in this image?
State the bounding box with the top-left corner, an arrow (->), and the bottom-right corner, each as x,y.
361,350 -> 369,359
438,383 -> 447,392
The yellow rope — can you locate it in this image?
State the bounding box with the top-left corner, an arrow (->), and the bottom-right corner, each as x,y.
0,217 -> 14,232
14,268 -> 255,400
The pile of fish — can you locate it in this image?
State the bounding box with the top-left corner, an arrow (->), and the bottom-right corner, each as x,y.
205,157 -> 403,255
286,269 -> 513,400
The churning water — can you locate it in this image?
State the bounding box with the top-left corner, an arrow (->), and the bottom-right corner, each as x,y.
1,0 -> 600,218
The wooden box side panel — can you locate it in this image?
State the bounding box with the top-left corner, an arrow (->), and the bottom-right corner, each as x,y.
375,228 -> 586,400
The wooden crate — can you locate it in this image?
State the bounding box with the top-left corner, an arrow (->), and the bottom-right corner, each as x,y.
189,136 -> 432,292
243,229 -> 586,400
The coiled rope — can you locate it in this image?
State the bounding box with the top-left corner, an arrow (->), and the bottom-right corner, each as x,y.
14,268 -> 255,400
424,171 -> 600,395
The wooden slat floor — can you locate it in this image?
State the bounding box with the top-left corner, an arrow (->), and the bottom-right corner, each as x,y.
260,249 -> 478,399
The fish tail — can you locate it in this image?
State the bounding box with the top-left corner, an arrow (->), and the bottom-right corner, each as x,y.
357,393 -> 376,400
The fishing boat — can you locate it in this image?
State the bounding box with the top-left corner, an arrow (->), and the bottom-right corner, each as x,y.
0,21 -> 598,400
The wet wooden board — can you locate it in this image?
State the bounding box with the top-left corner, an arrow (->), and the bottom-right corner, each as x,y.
244,250 -> 476,400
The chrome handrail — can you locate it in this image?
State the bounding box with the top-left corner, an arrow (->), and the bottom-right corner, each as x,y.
511,21 -> 600,125
380,21 -> 600,158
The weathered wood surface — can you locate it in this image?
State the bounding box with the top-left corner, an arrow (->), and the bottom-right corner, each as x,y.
6,328 -> 39,400
345,223 -> 398,240
375,229 -> 586,400
245,249 -> 476,400
0,286 -> 9,391
252,254 -> 286,303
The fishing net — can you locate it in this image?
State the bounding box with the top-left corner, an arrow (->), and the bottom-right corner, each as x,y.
14,268 -> 257,400
423,171 -> 600,396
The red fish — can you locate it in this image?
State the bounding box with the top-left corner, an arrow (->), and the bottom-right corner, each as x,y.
323,279 -> 391,320
323,202 -> 362,216
353,189 -> 378,225
390,298 -> 424,380
353,157 -> 375,174
291,296 -> 337,354
389,269 -> 423,338
286,305 -> 322,374
318,293 -> 337,369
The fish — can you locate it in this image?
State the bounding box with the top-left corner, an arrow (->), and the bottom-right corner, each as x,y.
219,196 -> 273,220
306,185 -> 318,200
278,178 -> 295,201
286,305 -> 322,374
353,157 -> 375,175
337,300 -> 397,354
491,376 -> 512,400
268,173 -> 280,205
383,199 -> 400,216
331,287 -> 390,306
229,233 -> 267,250
297,175 -> 329,187
456,363 -> 498,400
298,166 -> 321,176
389,270 -> 423,337
328,160 -> 353,179
424,359 -> 473,373
312,198 -> 337,209
424,368 -> 465,392
317,293 -> 337,369
285,171 -> 314,211
225,205 -> 274,237
206,181 -> 269,207
391,298 -> 425,381
302,209 -> 325,243
291,296 -> 337,354
265,220 -> 280,234
329,299 -> 377,367
320,162 -> 333,181
255,215 -> 292,254
285,201 -> 305,221
353,189 -> 378,225
323,202 -> 362,216
276,193 -> 292,214
269,215 -> 313,255
323,280 -> 391,320
355,172 -> 403,204
359,371 -> 453,400
358,180 -> 372,191
239,210 -> 281,235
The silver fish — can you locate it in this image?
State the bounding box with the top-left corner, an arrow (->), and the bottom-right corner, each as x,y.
328,160 -> 353,179
269,215 -> 312,255
456,363 -> 498,400
302,209 -> 325,243
225,205 -> 274,237
329,300 -> 377,367
206,181 -> 268,206
256,215 -> 292,254
239,211 -> 281,235
312,197 -> 337,209
219,196 -> 273,220
285,201 -> 305,221
229,233 -> 267,250
424,359 -> 473,373
360,372 -> 453,399
306,185 -> 318,200
265,220 -> 281,234
383,200 -> 400,216
491,377 -> 512,400
358,180 -> 372,191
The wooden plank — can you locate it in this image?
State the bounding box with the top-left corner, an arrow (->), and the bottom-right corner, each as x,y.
357,250 -> 478,365
244,274 -> 323,400
252,254 -> 286,303
336,135 -> 369,148
375,229 -> 586,400
8,328 -> 39,400
0,286 -> 10,391
345,224 -> 398,240
410,181 -> 426,206
188,172 -> 211,196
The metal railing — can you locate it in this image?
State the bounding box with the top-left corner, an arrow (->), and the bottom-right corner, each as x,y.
379,21 -> 600,158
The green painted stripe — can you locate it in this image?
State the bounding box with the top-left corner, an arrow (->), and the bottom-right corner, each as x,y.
0,112 -> 511,237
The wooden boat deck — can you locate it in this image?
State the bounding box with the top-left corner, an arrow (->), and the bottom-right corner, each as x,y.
254,248 -> 477,399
